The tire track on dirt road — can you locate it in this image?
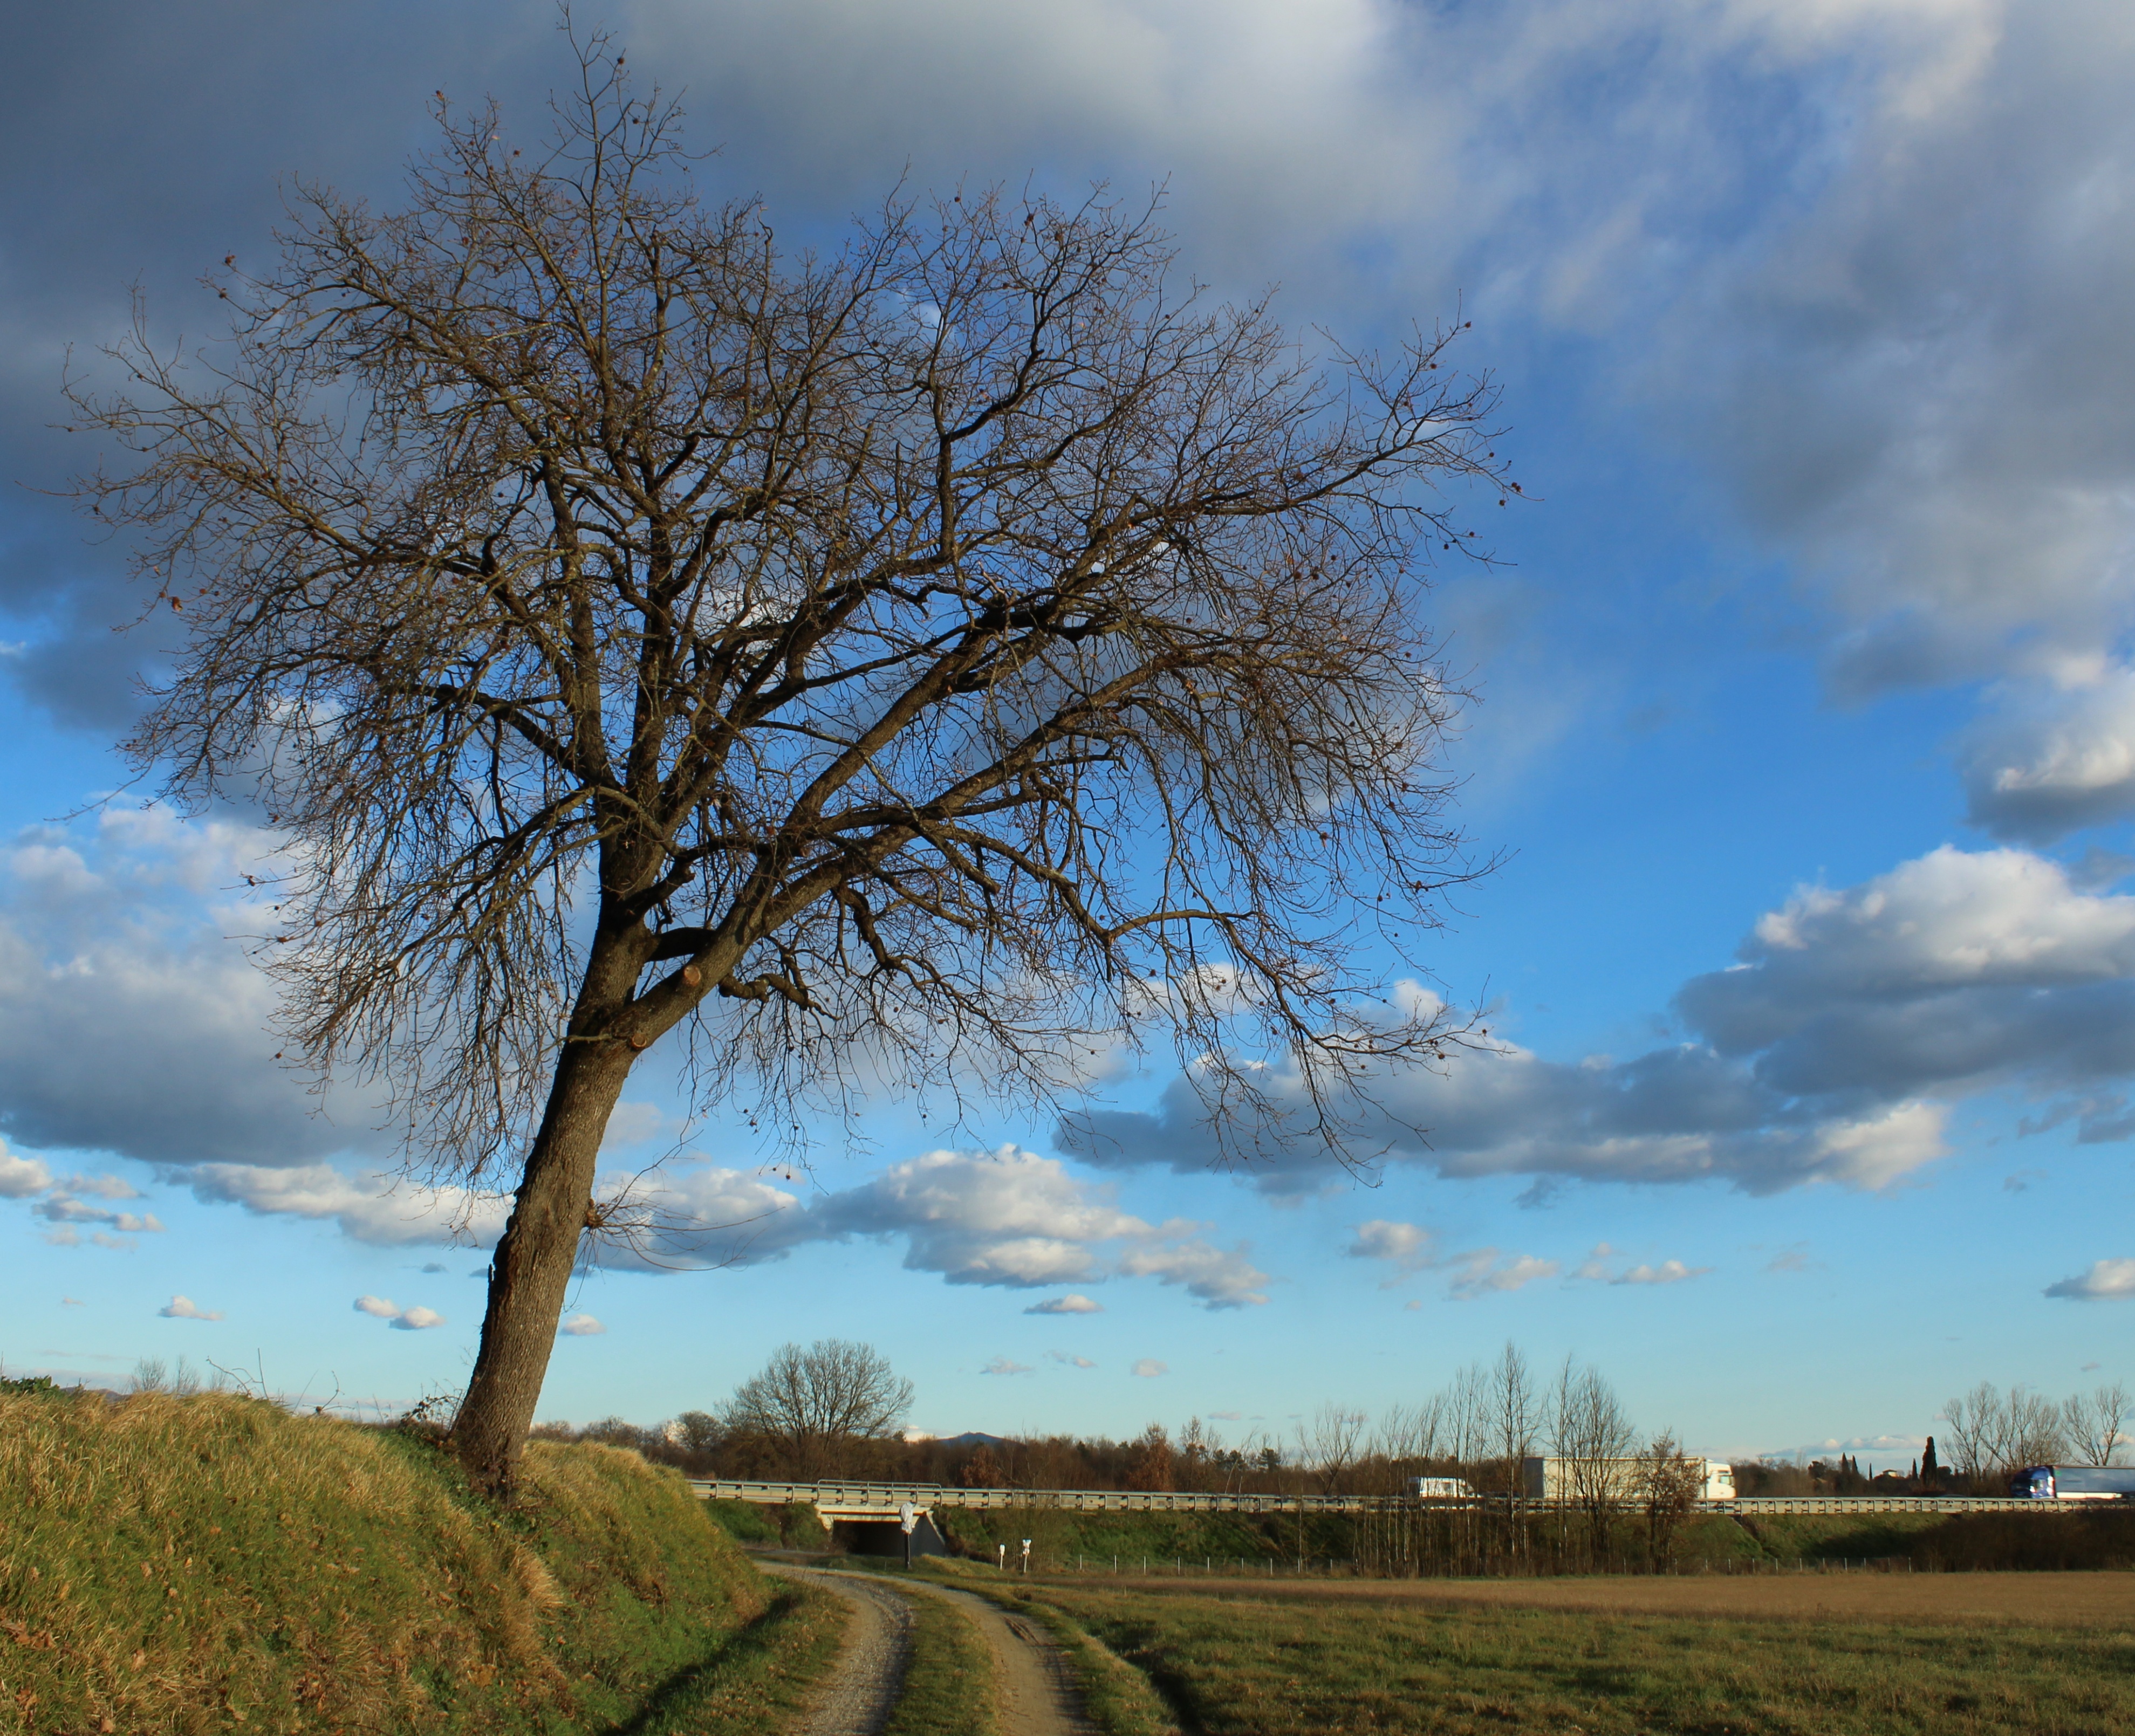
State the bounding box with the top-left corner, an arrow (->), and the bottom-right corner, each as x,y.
900,1578 -> 1100,1736
761,1563 -> 914,1735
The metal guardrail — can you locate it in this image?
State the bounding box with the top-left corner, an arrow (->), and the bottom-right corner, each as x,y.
687,1479 -> 2078,1518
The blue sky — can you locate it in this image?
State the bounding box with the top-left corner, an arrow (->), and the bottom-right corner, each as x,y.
5,0 -> 2134,1465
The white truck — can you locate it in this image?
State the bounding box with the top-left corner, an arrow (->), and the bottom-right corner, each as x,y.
1521,1456 -> 1736,1502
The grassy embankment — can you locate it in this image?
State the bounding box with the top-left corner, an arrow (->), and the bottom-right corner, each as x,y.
938,1502 -> 2135,1574
0,1387 -> 842,1734
996,1579 -> 2135,1735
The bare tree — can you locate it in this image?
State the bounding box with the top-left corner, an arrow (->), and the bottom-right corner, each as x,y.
721,1339 -> 912,1480
1941,1382 -> 2068,1488
2007,1387 -> 2067,1471
1549,1357 -> 1636,1565
73,37 -> 1501,1498
1938,1383 -> 2009,1490
1635,1429 -> 1705,1567
1296,1402 -> 1370,1495
1486,1341 -> 1541,1494
2063,1382 -> 2131,1468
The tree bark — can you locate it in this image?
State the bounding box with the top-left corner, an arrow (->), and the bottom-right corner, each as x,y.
450,1034 -> 634,1500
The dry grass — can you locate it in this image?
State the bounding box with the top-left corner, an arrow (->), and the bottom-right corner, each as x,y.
1016,1579 -> 2135,1734
0,1388 -> 823,1734
1032,1566 -> 2135,1626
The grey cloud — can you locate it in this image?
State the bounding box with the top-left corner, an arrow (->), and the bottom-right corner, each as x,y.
2045,1259 -> 2135,1301
0,816 -> 393,1169
1066,842 -> 2135,1195
1961,676 -> 2135,843
1670,0 -> 2135,696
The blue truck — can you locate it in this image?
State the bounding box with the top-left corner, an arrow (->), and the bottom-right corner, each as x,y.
2009,1465 -> 2135,1499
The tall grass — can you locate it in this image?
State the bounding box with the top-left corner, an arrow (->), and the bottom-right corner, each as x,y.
0,1387 -> 829,1734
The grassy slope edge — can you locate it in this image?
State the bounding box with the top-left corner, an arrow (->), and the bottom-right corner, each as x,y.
0,1388 -> 840,1735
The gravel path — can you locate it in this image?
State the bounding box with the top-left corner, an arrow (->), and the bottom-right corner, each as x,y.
761,1563 -> 914,1736
901,1578 -> 1100,1736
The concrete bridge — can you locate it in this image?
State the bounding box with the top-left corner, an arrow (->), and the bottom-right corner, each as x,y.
688,1478 -> 2061,1519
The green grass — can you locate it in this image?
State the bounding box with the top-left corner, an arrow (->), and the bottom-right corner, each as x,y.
0,1387 -> 842,1734
884,1589 -> 1000,1736
1005,1583 -> 2135,1735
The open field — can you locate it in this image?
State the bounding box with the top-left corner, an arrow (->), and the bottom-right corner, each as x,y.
1021,1566 -> 2135,1625
986,1574 -> 2135,1735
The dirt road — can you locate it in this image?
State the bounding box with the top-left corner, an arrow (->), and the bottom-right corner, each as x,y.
902,1577 -> 1099,1736
762,1563 -> 914,1735
763,1562 -> 1099,1735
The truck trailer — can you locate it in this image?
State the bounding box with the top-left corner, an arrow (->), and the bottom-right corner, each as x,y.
1521,1456 -> 1736,1503
2009,1464 -> 2135,1499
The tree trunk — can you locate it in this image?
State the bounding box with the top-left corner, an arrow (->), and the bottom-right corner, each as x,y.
450,1036 -> 634,1501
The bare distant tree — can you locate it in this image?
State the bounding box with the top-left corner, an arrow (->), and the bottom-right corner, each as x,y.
2007,1387 -> 2067,1471
1938,1383 -> 2009,1489
1176,1415 -> 1216,1491
1486,1342 -> 1542,1493
1375,1393 -> 1449,1480
721,1339 -> 912,1480
1549,1358 -> 1636,1563
1942,1382 -> 2070,1487
1296,1402 -> 1370,1495
2063,1382 -> 2131,1469
73,34 -> 1501,1499
1635,1429 -> 1705,1567
1444,1360 -> 1491,1476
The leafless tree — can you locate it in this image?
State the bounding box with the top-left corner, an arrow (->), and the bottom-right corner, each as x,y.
1176,1414 -> 1217,1491
1486,1341 -> 1541,1494
720,1339 -> 912,1480
2063,1382 -> 2131,1468
1549,1357 -> 1637,1565
1296,1402 -> 1370,1495
1635,1429 -> 1705,1567
2007,1387 -> 2068,1471
1938,1382 -> 2008,1488
1940,1381 -> 2066,1487
72,36 -> 1501,1498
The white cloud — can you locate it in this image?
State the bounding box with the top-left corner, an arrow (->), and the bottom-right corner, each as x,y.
1131,1358 -> 1168,1378
1116,1237 -> 1270,1310
1347,1219 -> 1440,1284
0,1140 -> 53,1197
558,1314 -> 607,1335
186,1142 -> 1273,1312
980,1355 -> 1034,1376
354,1293 -> 445,1329
3,1144 -> 166,1243
1618,1259 -> 1710,1286
1024,1294 -> 1104,1315
2045,1258 -> 2135,1301
1045,1350 -> 1098,1368
188,1164 -> 513,1247
158,1295 -> 222,1321
1443,1251 -> 1560,1300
